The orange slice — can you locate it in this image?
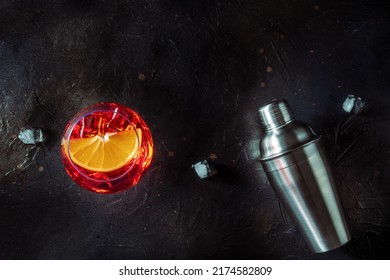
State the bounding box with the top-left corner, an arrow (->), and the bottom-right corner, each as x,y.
67,129 -> 139,172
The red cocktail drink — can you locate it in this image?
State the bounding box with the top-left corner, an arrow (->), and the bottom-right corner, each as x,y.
61,102 -> 153,193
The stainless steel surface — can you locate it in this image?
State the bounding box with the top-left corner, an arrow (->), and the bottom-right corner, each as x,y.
258,99 -> 351,253
258,99 -> 294,130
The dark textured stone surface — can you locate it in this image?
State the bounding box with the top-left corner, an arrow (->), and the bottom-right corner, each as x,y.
1,0 -> 390,259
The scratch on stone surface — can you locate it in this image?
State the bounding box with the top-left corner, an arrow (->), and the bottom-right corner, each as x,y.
307,9 -> 335,25
283,226 -> 296,234
34,89 -> 54,118
269,37 -> 290,80
235,141 -> 259,164
243,147 -> 249,161
0,39 -> 11,46
98,244 -> 136,248
87,82 -> 104,95
126,190 -> 149,217
4,145 -> 41,179
278,201 -> 287,222
65,81 -> 79,89
149,163 -> 168,173
295,76 -> 303,90
335,139 -> 357,164
141,243 -> 148,258
8,135 -> 17,148
359,222 -> 390,229
41,146 -> 52,179
263,223 -> 276,234
234,145 -> 245,163
124,73 -> 132,98
235,93 -> 240,109
334,121 -> 341,146
215,2 -> 221,26
161,141 -> 169,152
348,21 -> 370,36
222,66 -> 232,90
174,56 -> 180,75
4,161 -> 32,178
366,234 -> 377,259
376,209 -> 384,218
168,39 -> 179,52
107,198 -> 123,206
340,115 -> 360,135
222,224 -> 252,240
112,34 -> 141,38
359,116 -> 390,127
347,185 -> 363,208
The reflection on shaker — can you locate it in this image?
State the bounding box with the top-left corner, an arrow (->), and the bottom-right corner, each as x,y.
257,99 -> 351,253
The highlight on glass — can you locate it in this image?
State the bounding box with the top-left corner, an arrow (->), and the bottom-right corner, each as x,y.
61,102 -> 153,193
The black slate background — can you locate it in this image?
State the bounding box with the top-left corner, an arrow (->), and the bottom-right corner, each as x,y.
1,0 -> 390,259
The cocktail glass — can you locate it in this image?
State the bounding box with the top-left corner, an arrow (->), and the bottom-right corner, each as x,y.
61,102 -> 153,193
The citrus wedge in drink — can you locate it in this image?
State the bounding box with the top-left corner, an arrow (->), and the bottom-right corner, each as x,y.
68,129 -> 139,172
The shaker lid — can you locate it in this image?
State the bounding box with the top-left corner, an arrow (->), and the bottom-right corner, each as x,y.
258,99 -> 295,130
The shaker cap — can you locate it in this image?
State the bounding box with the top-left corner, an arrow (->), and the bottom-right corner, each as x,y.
258,99 -> 295,130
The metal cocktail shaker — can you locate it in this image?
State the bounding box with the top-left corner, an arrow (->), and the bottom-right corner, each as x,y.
258,99 -> 351,253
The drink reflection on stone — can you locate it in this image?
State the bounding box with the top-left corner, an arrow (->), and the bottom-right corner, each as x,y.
61,102 -> 153,193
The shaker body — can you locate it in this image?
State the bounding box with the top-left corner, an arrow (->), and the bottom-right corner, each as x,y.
258,100 -> 351,253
